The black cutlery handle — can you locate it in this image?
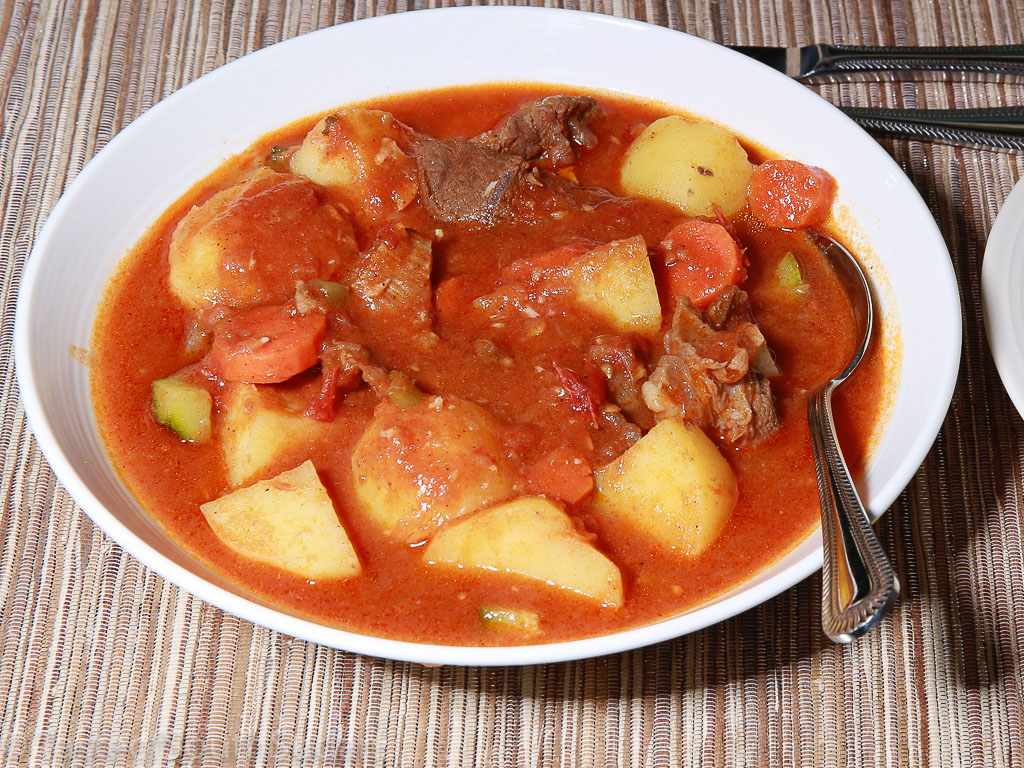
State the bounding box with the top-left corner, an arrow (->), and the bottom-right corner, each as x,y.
807,44 -> 1024,78
840,106 -> 1024,151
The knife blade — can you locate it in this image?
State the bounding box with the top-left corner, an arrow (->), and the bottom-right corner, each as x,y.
732,43 -> 1024,80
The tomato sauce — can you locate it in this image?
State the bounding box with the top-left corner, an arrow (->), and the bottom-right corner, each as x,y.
90,85 -> 888,646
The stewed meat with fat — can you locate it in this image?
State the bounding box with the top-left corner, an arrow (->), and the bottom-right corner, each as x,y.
642,287 -> 780,445
413,95 -> 602,223
475,94 -> 601,169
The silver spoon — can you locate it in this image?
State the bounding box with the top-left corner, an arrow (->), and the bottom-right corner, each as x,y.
804,230 -> 900,643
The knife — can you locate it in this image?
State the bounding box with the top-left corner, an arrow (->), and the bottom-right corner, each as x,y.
839,106 -> 1024,151
733,44 -> 1024,80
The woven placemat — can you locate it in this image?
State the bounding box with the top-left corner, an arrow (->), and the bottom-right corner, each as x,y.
2,1 -> 1023,765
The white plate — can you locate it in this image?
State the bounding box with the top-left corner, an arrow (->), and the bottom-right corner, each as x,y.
983,176 -> 1024,417
14,7 -> 961,665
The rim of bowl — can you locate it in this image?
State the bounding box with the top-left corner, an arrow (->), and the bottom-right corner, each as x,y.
14,6 -> 961,666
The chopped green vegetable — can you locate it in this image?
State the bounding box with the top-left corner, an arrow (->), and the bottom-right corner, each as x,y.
309,279 -> 349,305
152,377 -> 213,442
775,252 -> 809,296
479,606 -> 541,634
267,145 -> 289,172
387,372 -> 424,409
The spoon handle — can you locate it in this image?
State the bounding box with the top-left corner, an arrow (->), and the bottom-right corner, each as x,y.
808,385 -> 900,642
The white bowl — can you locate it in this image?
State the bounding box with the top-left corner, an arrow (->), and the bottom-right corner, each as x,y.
14,7 -> 960,665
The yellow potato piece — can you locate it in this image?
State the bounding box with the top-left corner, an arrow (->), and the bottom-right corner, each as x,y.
350,396 -> 517,543
168,168 -> 357,310
220,383 -> 327,487
592,418 -> 737,556
425,497 -> 623,607
201,461 -> 361,580
290,108 -> 419,229
620,115 -> 755,217
567,236 -> 662,336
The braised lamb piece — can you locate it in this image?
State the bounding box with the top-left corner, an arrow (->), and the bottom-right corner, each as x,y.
413,95 -> 602,224
475,94 -> 601,169
642,287 -> 780,446
413,139 -> 529,224
588,336 -> 656,431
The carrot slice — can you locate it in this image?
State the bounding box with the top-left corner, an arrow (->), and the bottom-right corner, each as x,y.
209,305 -> 326,384
655,220 -> 745,309
500,241 -> 592,286
747,159 -> 836,229
525,447 -> 595,506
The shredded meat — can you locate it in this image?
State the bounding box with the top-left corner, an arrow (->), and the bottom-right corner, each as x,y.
413,138 -> 528,224
588,335 -> 655,430
642,290 -> 780,445
305,336 -> 372,422
475,95 -> 601,169
346,226 -> 438,346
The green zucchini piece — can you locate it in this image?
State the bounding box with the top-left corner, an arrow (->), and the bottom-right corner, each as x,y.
152,377 -> 213,442
266,145 -> 290,172
775,252 -> 808,296
386,371 -> 424,410
309,279 -> 349,305
478,606 -> 541,635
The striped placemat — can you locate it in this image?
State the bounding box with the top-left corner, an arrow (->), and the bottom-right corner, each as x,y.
2,1 -> 1022,765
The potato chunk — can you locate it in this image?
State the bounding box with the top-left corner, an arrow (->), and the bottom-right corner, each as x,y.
498,236 -> 661,336
220,383 -> 327,487
566,236 -> 661,336
591,418 -> 737,556
290,109 -> 419,230
201,461 -> 361,580
424,497 -> 623,607
350,396 -> 517,543
168,169 -> 357,311
620,116 -> 755,218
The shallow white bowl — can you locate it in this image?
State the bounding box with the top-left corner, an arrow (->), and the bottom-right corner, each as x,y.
15,7 -> 960,665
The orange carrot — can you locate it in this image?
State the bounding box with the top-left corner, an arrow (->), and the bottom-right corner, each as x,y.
747,159 -> 836,229
525,447 -> 595,506
655,220 -> 745,309
209,304 -> 326,384
501,241 -> 592,286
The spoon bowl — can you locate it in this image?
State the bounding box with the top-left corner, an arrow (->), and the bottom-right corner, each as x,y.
805,229 -> 900,642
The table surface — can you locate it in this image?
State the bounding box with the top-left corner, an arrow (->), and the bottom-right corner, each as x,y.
2,0 -> 1023,765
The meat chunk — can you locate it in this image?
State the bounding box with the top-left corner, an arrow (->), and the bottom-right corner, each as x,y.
413,95 -> 605,225
413,138 -> 528,224
346,226 -> 438,346
476,95 -> 600,169
588,336 -> 656,430
305,339 -> 372,422
642,291 -> 780,445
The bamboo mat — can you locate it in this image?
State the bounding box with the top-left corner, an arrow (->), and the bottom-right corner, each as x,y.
2,0 -> 1024,765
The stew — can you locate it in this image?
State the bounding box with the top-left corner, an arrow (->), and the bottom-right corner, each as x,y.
90,85 -> 890,646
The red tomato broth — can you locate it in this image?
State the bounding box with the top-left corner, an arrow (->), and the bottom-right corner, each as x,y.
90,84 -> 889,646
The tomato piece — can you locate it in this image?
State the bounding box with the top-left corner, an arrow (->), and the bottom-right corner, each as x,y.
525,447 -> 595,506
305,364 -> 363,422
553,362 -> 604,428
747,160 -> 836,229
434,275 -> 476,321
209,305 -> 327,384
655,220 -> 745,309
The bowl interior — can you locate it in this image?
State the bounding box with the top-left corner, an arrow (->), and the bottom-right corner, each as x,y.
14,7 -> 960,665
